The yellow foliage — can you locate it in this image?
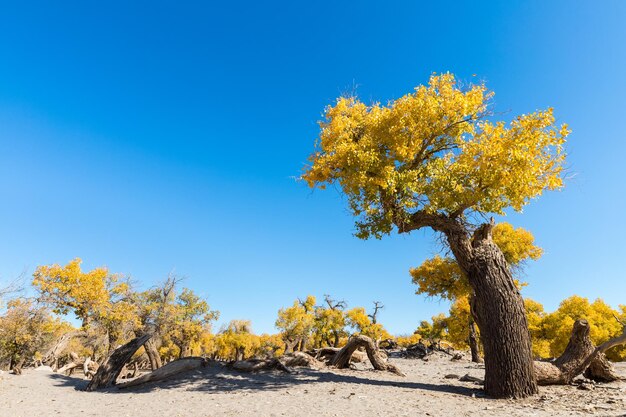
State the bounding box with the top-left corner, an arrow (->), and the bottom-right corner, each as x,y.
524,298 -> 551,358
345,307 -> 392,341
410,222 -> 540,302
395,333 -> 422,347
445,296 -> 473,350
409,256 -> 467,300
275,296 -> 316,347
541,296 -> 625,360
213,320 -> 259,360
415,313 -> 448,342
492,223 -> 543,265
302,73 -> 568,239
32,258 -> 114,323
0,298 -> 71,364
312,304 -> 346,348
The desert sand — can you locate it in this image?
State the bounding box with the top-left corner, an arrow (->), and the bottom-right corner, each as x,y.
1,354 -> 625,417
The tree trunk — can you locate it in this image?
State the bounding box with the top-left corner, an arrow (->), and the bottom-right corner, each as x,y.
468,319 -> 482,363
284,339 -> 297,354
534,319 -> 624,385
333,331 -> 340,348
11,357 -> 25,375
448,222 -> 538,398
86,334 -> 151,391
329,335 -> 404,376
42,331 -> 84,367
118,357 -> 207,389
178,342 -> 192,359
584,353 -> 621,382
143,338 -> 162,370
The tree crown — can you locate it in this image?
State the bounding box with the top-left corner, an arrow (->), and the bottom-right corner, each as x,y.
302,73 -> 569,238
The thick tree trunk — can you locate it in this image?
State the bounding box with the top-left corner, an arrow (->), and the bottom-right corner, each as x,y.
86,334 -> 151,391
468,319 -> 482,363
535,319 -> 624,385
448,222 -> 538,398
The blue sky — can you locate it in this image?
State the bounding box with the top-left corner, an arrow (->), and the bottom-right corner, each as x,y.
0,1 -> 624,334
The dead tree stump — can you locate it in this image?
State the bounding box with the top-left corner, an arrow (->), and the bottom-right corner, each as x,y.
535,319 -> 625,385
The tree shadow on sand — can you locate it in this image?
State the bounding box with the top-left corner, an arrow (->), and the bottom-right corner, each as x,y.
45,362 -> 482,398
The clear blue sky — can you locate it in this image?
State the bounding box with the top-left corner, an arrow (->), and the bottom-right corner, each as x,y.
1,1 -> 624,334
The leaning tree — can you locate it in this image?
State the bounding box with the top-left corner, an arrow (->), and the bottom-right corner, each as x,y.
302,73 -> 569,398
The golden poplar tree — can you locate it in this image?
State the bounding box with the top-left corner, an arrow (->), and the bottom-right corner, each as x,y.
302,73 -> 568,398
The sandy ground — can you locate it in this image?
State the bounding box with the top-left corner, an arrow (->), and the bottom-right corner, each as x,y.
1,354 -> 625,417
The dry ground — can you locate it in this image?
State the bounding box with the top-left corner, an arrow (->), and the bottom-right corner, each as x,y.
1,354 -> 625,417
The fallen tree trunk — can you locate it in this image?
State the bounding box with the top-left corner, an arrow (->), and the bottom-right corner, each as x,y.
310,347 -> 367,363
42,331 -> 85,369
402,342 -> 431,359
86,334 -> 151,391
229,358 -> 292,373
329,335 -> 405,376
117,357 -> 207,389
282,352 -> 325,369
57,352 -> 83,375
535,319 -> 625,385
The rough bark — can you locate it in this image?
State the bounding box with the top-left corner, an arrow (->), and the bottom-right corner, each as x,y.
448,221 -> 538,398
143,338 -> 162,370
397,212 -> 539,398
86,334 -> 151,391
42,331 -> 84,368
584,353 -> 621,382
310,346 -> 367,363
229,358 -> 292,373
535,319 -> 625,385
282,352 -> 325,369
118,357 -> 207,389
284,339 -> 299,354
298,338 -> 306,352
329,335 -> 404,376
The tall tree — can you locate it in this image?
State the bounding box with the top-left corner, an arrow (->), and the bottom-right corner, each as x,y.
32,258 -> 138,355
0,298 -> 68,373
302,73 -> 568,398
275,295 -> 316,352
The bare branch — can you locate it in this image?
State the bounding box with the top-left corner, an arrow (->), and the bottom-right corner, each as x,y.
368,301 -> 384,324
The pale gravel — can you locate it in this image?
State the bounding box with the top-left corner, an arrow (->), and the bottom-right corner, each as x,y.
1,355 -> 624,417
